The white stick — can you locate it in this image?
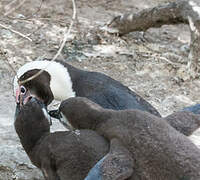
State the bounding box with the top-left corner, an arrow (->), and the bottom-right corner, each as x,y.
0,23 -> 32,42
19,0 -> 77,84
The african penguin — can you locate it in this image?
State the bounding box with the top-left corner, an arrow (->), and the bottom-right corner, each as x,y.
58,97 -> 200,180
58,96 -> 200,136
13,59 -> 161,117
14,97 -> 109,180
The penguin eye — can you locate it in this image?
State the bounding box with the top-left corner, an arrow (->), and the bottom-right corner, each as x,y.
20,86 -> 26,94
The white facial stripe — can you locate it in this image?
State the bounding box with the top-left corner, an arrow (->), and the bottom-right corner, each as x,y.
60,112 -> 75,131
188,16 -> 200,35
42,108 -> 51,125
13,76 -> 19,97
13,60 -> 76,102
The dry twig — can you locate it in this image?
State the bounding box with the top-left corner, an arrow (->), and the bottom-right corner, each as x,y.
106,0 -> 200,79
18,0 -> 77,85
0,48 -> 18,76
0,48 -> 18,97
0,22 -> 32,41
7,0 -> 44,20
4,0 -> 27,16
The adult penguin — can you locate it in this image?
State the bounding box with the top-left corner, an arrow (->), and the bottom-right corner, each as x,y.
13,59 -> 161,117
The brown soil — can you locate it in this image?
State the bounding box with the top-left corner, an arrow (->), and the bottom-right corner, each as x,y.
0,0 -> 199,163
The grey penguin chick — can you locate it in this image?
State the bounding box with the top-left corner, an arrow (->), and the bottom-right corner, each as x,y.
60,97 -> 200,180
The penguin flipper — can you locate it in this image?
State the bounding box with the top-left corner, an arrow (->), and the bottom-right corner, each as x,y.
85,138 -> 133,180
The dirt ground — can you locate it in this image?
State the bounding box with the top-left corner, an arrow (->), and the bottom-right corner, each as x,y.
0,0 -> 200,179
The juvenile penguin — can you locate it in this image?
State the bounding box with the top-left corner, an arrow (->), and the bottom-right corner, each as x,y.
13,59 -> 161,116
57,97 -> 200,136
59,97 -> 200,180
14,97 -> 109,180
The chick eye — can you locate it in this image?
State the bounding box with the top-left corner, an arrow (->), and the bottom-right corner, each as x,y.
20,86 -> 26,94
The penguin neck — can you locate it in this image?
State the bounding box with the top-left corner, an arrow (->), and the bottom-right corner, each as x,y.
15,114 -> 50,156
82,108 -> 112,130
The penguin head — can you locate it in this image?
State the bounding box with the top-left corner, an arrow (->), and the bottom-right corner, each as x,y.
13,60 -> 75,106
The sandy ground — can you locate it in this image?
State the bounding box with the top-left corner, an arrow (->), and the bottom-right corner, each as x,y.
0,0 -> 200,179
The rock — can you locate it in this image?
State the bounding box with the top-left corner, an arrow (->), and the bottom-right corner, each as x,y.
0,115 -> 44,180
0,145 -> 43,180
0,64 -> 44,180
